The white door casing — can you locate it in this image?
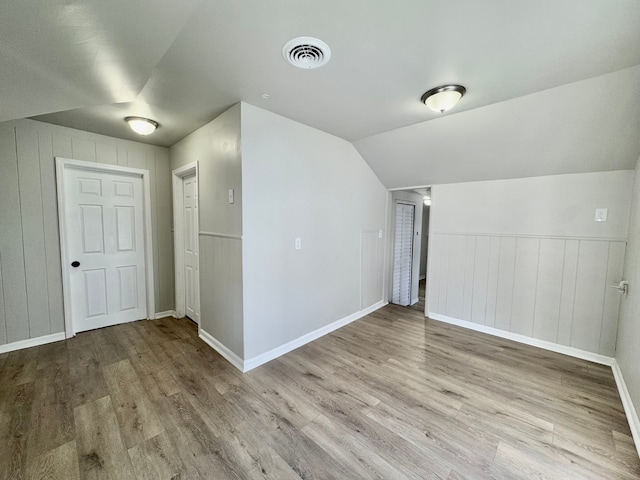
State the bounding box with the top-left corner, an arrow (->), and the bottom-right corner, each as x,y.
173,162 -> 200,324
56,158 -> 155,336
392,201 -> 415,306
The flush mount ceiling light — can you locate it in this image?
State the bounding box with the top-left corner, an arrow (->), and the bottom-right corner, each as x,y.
421,85 -> 466,113
125,116 -> 159,136
283,36 -> 331,69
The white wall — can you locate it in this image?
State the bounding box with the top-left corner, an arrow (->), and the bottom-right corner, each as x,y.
616,158 -> 640,431
428,171 -> 633,357
0,118 -> 173,348
390,191 -> 423,304
170,104 -> 244,358
241,103 -> 388,360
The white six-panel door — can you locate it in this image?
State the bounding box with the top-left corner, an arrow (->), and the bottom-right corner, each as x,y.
63,166 -> 147,332
172,162 -> 200,324
182,173 -> 199,322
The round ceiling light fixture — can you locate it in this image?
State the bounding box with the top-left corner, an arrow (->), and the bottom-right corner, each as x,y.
282,36 -> 331,69
421,85 -> 466,113
125,116 -> 159,136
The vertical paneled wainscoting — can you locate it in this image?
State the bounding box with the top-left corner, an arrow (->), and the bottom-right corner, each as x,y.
428,233 -> 625,358
198,232 -> 244,366
0,119 -> 173,353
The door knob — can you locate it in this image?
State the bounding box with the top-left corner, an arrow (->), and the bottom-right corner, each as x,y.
71,261 -> 80,268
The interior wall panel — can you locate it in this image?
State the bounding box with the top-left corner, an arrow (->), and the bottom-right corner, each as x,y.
571,241 -> 610,353
532,239 -> 564,343
600,242 -> 626,355
0,118 -> 173,347
428,233 -> 441,314
428,232 -> 626,356
146,151 -> 160,313
484,236 -> 501,327
470,235 -> 490,325
0,253 -> 7,345
16,123 -> 51,338
38,130 -> 65,333
495,237 -> 516,332
557,239 -> 579,346
461,235 -> 476,322
437,235 -> 450,314
71,137 -> 97,162
52,132 -> 72,158
0,123 -> 30,342
117,145 -> 129,167
510,238 -> 540,337
445,234 -> 467,319
96,142 -> 118,165
126,146 -> 147,170
199,235 -> 244,357
155,149 -> 174,313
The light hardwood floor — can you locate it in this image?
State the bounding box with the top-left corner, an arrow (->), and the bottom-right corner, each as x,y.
410,278 -> 427,313
1,304 -> 639,479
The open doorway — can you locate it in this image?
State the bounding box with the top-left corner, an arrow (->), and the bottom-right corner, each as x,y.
389,187 -> 430,313
412,188 -> 430,313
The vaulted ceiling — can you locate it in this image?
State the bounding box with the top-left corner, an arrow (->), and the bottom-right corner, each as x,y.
3,0 -> 640,187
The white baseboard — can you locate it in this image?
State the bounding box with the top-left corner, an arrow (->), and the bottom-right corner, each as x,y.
428,312 -> 614,366
0,332 -> 67,355
611,360 -> 640,459
198,328 -> 244,372
154,310 -> 177,319
243,300 -> 388,372
410,297 -> 419,306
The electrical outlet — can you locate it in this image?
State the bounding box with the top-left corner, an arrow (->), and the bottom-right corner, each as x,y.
595,208 -> 607,222
228,189 -> 234,204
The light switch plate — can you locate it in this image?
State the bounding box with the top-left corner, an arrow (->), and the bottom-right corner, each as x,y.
294,237 -> 302,250
595,208 -> 608,222
378,229 -> 383,239
228,189 -> 234,204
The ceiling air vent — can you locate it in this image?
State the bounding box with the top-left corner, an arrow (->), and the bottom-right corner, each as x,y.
282,37 -> 331,69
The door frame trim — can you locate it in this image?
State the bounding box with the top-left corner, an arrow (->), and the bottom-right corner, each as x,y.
55,157 -> 156,338
172,161 -> 200,323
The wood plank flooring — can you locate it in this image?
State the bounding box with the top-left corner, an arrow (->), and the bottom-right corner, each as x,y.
410,278 -> 427,313
1,304 -> 639,479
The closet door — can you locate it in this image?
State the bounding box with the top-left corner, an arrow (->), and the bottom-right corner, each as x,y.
61,165 -> 147,333
392,202 -> 415,306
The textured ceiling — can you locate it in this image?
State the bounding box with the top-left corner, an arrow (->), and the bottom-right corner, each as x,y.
1,0 -> 201,123
2,0 -> 639,185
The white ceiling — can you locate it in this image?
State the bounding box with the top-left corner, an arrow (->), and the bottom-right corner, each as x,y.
356,66 -> 640,188
3,0 -> 639,186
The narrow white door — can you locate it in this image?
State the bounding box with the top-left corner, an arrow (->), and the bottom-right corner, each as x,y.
182,173 -> 199,323
392,202 -> 415,306
63,167 -> 147,332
